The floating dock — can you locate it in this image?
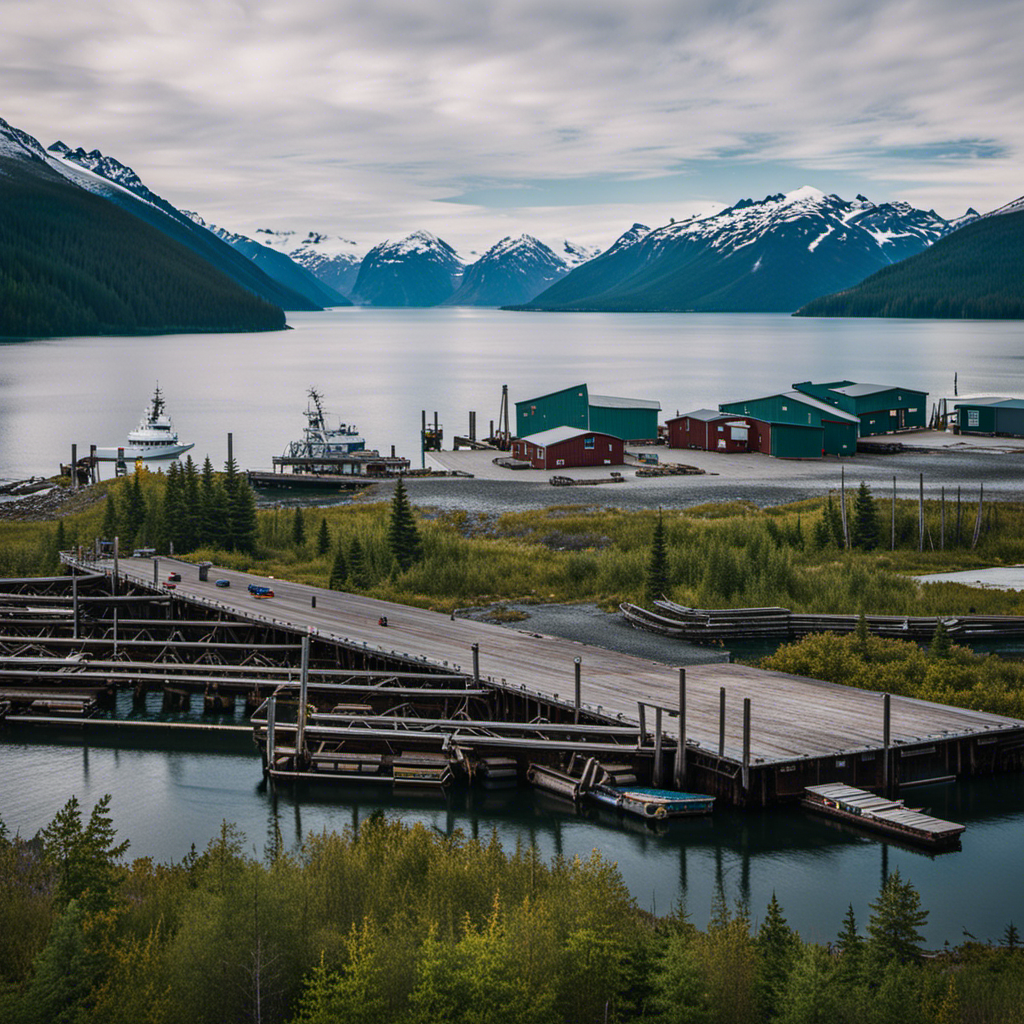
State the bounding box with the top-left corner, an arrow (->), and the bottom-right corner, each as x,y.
802,782 -> 966,849
2,556 -> 1022,809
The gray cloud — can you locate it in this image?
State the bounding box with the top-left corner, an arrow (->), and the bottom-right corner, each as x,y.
3,0 -> 1021,250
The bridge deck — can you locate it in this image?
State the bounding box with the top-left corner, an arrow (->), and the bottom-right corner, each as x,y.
101,556 -> 1023,767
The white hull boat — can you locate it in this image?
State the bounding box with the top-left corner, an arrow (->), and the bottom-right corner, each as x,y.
95,386 -> 194,461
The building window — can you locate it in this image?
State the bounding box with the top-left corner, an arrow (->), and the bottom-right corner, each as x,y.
718,425 -> 724,432
968,410 -> 980,427
584,437 -> 595,449
909,407 -> 918,413
608,444 -> 613,451
718,439 -> 726,449
556,459 -> 564,466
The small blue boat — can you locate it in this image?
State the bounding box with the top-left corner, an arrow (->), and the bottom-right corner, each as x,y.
588,784 -> 715,820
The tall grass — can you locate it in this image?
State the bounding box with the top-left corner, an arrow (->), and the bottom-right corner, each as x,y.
7,477 -> 1024,617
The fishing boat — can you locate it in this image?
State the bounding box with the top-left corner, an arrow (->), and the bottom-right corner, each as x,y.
250,387 -> 409,487
95,386 -> 194,461
802,783 -> 965,849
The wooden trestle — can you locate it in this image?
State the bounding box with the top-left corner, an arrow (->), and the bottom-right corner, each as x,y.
1,555 -> 1022,807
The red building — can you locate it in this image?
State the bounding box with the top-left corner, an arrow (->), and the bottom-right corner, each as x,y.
511,426 -> 624,470
666,409 -> 769,453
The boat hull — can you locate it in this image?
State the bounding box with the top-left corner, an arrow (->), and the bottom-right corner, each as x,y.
94,442 -> 195,461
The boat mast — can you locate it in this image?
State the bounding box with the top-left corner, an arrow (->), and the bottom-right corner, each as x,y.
150,384 -> 165,420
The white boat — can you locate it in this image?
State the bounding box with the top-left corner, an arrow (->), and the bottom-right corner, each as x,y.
95,386 -> 195,461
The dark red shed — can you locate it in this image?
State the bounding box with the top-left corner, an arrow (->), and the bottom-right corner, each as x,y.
511,426 -> 624,470
666,409 -> 768,453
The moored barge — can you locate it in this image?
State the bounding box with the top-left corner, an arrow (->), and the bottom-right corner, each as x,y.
802,783 -> 965,849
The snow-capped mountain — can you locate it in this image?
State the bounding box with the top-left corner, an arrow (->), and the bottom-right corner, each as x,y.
36,135 -> 319,311
444,234 -> 573,306
796,196 -> 1024,319
350,230 -> 464,306
0,116 -> 285,338
256,229 -> 366,298
518,188 -> 967,313
559,240 -> 602,268
185,215 -> 349,307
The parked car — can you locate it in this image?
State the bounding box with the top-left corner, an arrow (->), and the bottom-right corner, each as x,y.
167,572 -> 181,582
215,579 -> 231,588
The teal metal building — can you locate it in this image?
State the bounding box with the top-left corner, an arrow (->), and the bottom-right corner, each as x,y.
515,384 -> 661,440
718,391 -> 859,457
954,397 -> 1024,436
793,380 -> 927,436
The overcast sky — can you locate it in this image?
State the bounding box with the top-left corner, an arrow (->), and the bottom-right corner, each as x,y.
4,0 -> 1022,253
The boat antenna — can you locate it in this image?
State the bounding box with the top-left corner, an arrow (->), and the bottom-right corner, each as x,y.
151,383 -> 165,418
307,387 -> 326,431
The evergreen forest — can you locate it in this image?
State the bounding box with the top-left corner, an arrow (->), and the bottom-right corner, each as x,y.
0,162 -> 287,339
795,209 -> 1024,319
1,801 -> 1022,1024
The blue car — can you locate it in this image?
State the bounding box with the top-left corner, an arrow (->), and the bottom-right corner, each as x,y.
215,579 -> 230,588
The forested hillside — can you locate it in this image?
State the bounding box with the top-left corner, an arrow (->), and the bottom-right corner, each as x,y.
795,207 -> 1024,319
0,162 -> 286,338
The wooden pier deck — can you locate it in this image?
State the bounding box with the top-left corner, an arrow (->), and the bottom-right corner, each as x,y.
88,556 -> 1023,777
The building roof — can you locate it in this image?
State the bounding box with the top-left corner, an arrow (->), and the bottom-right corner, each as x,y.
515,383 -> 589,407
821,382 -> 925,398
723,391 -> 859,424
589,393 -> 662,411
667,408 -> 732,423
953,397 -> 1019,408
517,426 -> 619,447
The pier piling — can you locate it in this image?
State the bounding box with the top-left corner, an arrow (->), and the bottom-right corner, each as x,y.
675,668 -> 686,789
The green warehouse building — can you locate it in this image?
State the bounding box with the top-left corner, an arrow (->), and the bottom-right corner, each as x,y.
793,380 -> 927,436
515,383 -> 661,441
718,391 -> 859,457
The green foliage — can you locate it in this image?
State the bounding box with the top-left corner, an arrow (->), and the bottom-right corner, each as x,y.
851,481 -> 880,551
755,892 -> 801,1019
646,511 -> 670,605
930,619 -> 952,658
292,507 -> 306,548
387,477 -> 422,572
39,794 -> 129,913
328,543 -> 348,591
762,630 -> 1024,719
0,158 -> 286,339
866,869 -> 929,969
316,518 -> 330,557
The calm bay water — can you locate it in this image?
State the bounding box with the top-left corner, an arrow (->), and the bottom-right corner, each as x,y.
2,728 -> 1023,946
2,309 -> 1024,480
3,309 -> 1024,944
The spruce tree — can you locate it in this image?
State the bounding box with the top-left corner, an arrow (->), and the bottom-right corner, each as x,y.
292,506 -> 306,548
645,511 -> 670,605
162,461 -> 187,555
387,478 -> 421,572
930,620 -> 951,659
181,456 -> 200,551
835,904 -> 865,987
230,476 -> 258,555
754,892 -> 801,1020
866,868 -> 929,967
317,517 -> 331,557
851,481 -> 880,550
101,493 -> 119,540
348,537 -> 368,589
329,543 -> 348,590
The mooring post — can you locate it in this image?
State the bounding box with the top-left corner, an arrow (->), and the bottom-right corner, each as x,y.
882,692 -> 891,797
637,702 -> 647,744
112,536 -> 119,596
89,444 -> 97,484
266,695 -> 276,776
70,444 -> 77,492
741,697 -> 751,793
674,668 -> 686,790
891,476 -> 896,551
311,595 -> 316,608
153,558 -> 158,586
918,473 -> 924,552
472,643 -> 480,683
113,607 -> 118,660
654,707 -> 664,787
421,410 -> 426,469
719,686 -> 726,757
72,574 -> 79,640
297,635 -> 310,764
574,657 -> 581,723
940,486 -> 945,550
227,432 -> 233,469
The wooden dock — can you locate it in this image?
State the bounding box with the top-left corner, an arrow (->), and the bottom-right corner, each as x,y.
27,553 -> 1024,806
